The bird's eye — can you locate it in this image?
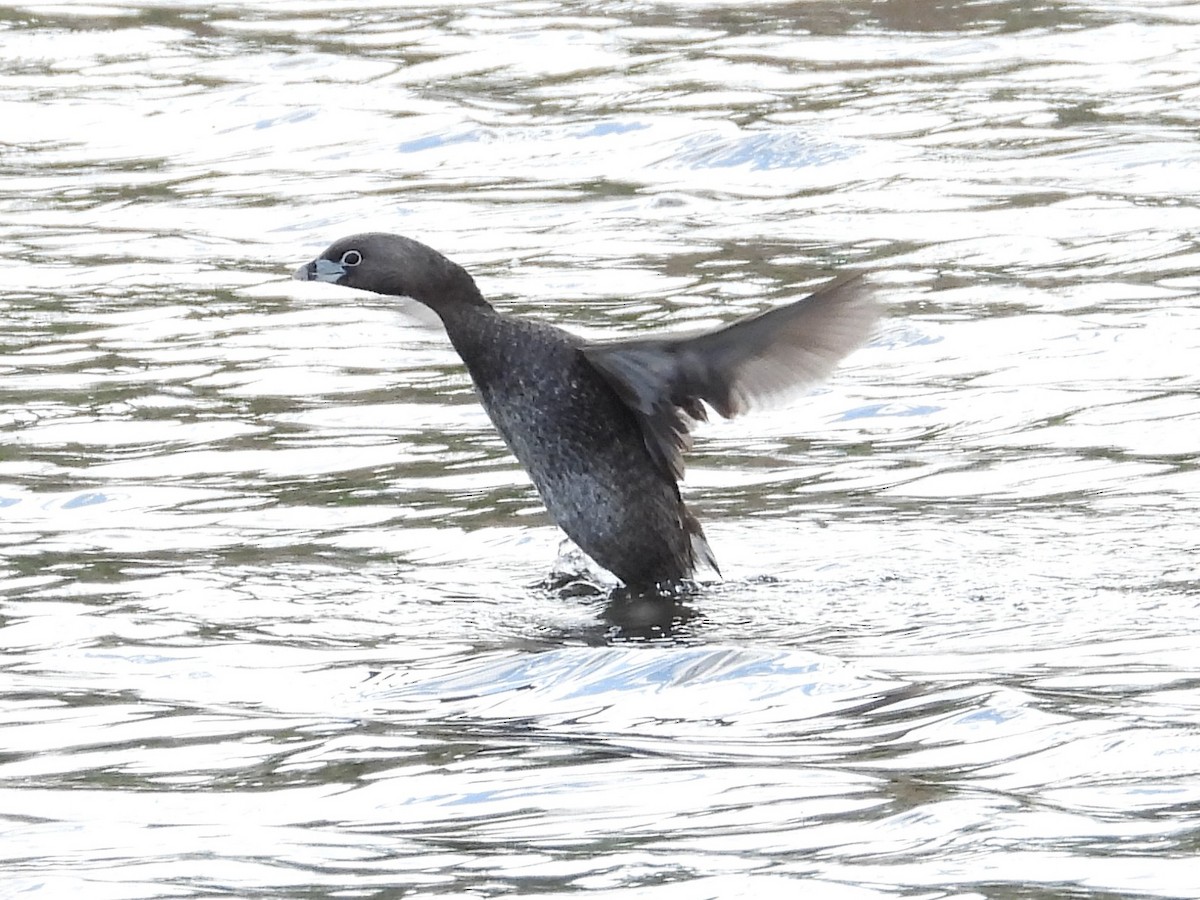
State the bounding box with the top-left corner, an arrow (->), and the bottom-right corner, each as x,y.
340,250 -> 363,267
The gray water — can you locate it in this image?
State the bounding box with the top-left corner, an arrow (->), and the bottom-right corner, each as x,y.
3,2 -> 1200,898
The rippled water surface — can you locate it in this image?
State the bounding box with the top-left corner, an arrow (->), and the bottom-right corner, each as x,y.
3,2 -> 1200,897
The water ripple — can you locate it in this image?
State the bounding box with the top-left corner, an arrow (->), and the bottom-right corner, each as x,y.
2,1 -> 1199,897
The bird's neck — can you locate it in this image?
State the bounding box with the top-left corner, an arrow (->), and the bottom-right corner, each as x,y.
434,292 -> 502,361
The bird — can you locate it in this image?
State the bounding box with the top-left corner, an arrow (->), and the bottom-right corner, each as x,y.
294,233 -> 880,589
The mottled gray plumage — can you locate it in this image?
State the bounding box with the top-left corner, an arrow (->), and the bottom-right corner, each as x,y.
294,232 -> 880,588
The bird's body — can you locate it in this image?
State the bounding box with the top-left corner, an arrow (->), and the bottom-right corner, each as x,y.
295,233 -> 880,588
442,305 -> 703,584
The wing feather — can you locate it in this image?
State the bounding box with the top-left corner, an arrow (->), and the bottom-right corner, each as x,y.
584,273 -> 880,482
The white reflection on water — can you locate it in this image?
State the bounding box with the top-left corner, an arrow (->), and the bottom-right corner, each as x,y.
2,1 -> 1200,898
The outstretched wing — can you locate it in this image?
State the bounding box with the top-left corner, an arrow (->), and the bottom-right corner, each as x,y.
583,273 -> 880,482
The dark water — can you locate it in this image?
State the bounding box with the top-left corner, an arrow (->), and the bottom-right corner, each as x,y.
2,2 -> 1199,898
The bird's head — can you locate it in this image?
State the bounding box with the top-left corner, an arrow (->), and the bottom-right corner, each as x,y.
293,232 -> 487,313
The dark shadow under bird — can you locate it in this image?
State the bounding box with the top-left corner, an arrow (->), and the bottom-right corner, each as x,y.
294,233 -> 880,589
